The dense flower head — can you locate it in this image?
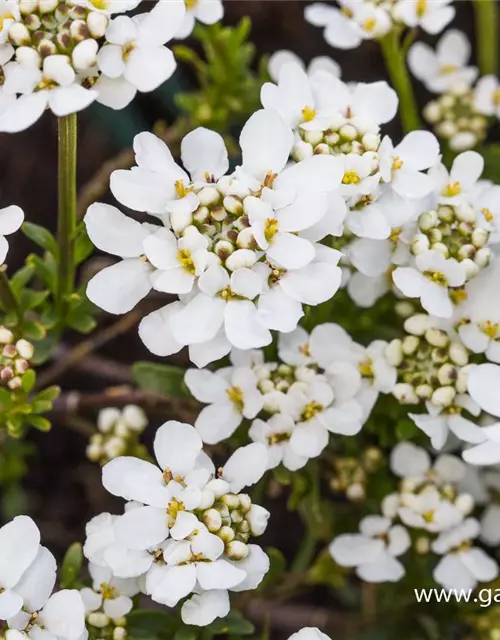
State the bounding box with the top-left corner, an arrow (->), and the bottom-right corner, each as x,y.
84,420 -> 271,627
330,442 -> 499,590
0,0 -> 186,131
85,111 -> 344,367
0,326 -> 34,390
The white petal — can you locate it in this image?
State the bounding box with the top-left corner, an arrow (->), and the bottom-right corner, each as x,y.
0,591 -> 23,620
222,442 -> 268,492
153,420 -> 202,476
124,46 -> 176,93
181,128 -> 229,181
329,534 -> 384,567
0,92 -> 47,133
181,590 -> 229,627
0,516 -> 40,589
196,560 -> 246,590
102,457 -> 170,507
195,403 -> 241,444
136,0 -> 186,45
0,206 -> 24,236
95,75 -> 136,110
267,233 -> 315,270
240,109 -> 293,180
84,203 -> 149,257
138,302 -> 183,357
170,293 -> 225,345
11,547 -> 56,613
225,300 -> 272,350
39,590 -> 85,640
468,364 -> 500,417
86,258 -> 152,314
114,506 -> 169,550
48,85 -> 96,117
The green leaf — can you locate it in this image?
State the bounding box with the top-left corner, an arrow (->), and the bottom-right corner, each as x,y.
172,629 -> 198,640
26,416 -> 51,432
67,311 -> 97,334
206,611 -> 254,636
10,265 -> 35,294
0,388 -> 13,409
34,386 -> 60,403
22,222 -> 58,256
132,362 -> 187,397
74,227 -> 94,265
22,321 -> 46,341
27,254 -> 57,293
21,289 -> 49,310
60,543 -> 83,588
21,370 -> 36,393
127,610 -> 180,639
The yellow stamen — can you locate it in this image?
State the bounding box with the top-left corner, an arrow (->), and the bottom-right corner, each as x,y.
424,271 -> 448,286
342,171 -> 360,185
358,359 -> 373,377
494,89 -> 500,106
441,181 -> 462,197
481,320 -> 499,339
302,105 -> 317,122
177,248 -> 196,274
301,401 -> 324,421
264,218 -> 279,243
90,0 -> 108,9
341,6 -> 353,18
450,287 -> 468,304
299,343 -> 311,357
416,0 -> 427,18
441,64 -> 458,74
167,498 -> 185,521
185,0 -> 198,9
362,17 -> 376,32
482,207 -> 494,222
389,227 -> 402,243
268,432 -> 291,445
422,509 -> 434,523
392,156 -> 404,171
175,180 -> 190,198
226,386 -> 244,412
100,583 -> 118,600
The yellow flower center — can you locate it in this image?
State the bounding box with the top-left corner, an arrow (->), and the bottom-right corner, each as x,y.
342,171 -> 360,185
481,321 -> 499,339
268,432 -> 291,445
482,207 -> 494,222
175,180 -> 191,198
358,359 -> 373,377
301,401 -> 324,421
167,498 -> 185,521
100,583 -> 118,600
302,105 -> 317,122
264,218 -> 279,243
416,0 -> 427,18
442,181 -> 462,197
341,6 -> 353,18
177,249 -> 196,274
441,64 -> 458,74
422,509 -> 434,523
389,227 -> 402,243
0,13 -> 13,30
424,271 -> 448,286
392,156 -> 404,171
362,17 -> 377,32
299,343 -> 311,357
226,386 -> 244,411
90,0 -> 108,9
185,0 -> 198,9
450,287 -> 468,304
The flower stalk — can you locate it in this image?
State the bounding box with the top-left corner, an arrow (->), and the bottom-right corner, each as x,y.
57,113 -> 78,320
379,30 -> 421,133
474,0 -> 499,75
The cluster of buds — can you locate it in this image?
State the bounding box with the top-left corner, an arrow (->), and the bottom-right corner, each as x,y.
466,609 -> 500,640
329,446 -> 382,502
86,611 -> 127,640
253,361 -> 317,411
172,177 -> 261,270
412,204 -> 491,282
423,85 -> 487,151
292,112 -> 381,161
0,326 -> 34,390
5,0 -> 108,83
198,488 -> 264,560
86,405 -> 148,465
386,314 -> 470,409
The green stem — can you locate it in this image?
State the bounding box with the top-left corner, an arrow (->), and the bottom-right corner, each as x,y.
0,267 -> 21,326
379,30 -> 421,133
291,525 -> 316,573
57,113 -> 78,319
474,0 -> 499,75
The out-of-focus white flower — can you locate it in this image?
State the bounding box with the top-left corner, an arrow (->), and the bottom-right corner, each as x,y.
429,151 -> 484,206
304,1 -> 392,50
267,50 -> 340,84
474,75 -> 500,119
408,30 -> 477,93
287,629 -> 332,640
330,515 -> 410,582
0,205 -> 24,265
80,563 -> 139,622
175,0 -> 224,39
432,518 -> 498,590
467,363 -> 500,419
393,0 -> 455,35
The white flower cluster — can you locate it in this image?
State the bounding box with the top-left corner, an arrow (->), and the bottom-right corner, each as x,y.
0,515 -> 85,640
330,442 -> 499,591
0,326 -> 34,390
185,323 -> 396,465
0,0 -> 188,132
84,420 -> 271,627
86,404 -> 148,465
305,0 -> 456,50
85,111 -> 344,367
409,29 -> 488,151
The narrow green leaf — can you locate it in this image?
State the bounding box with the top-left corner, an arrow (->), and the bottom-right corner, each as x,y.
132,362 -> 187,397
26,416 -> 51,431
60,543 -> 83,588
22,222 -> 58,256
21,370 -> 36,393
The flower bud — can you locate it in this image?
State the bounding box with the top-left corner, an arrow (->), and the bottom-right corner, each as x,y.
448,342 -> 469,366
461,258 -> 480,279
393,383 -> 418,404
218,525 -> 235,543
455,493 -> 474,516
411,234 -> 430,255
431,386 -> 456,408
339,124 -> 357,140
346,482 -> 365,501
362,133 -> 379,151
86,442 -> 102,462
475,247 -> 491,267
259,379 -> 274,394
103,436 -> 126,459
170,209 -> 193,235
431,242 -> 449,258
423,101 -> 441,123
418,210 -> 438,230
455,203 -> 476,223
386,339 -> 403,366
292,140 -> 313,162
438,363 -> 457,386
87,11 -> 108,38
9,23 -> 30,45
438,206 -> 454,223
221,493 -> 240,509
238,493 -> 251,512
226,540 -> 249,560
88,612 -> 110,629
113,627 -> 127,640
197,186 -> 220,207
425,328 -> 449,348
303,130 -> 323,145
13,339 -> 33,360
471,227 -> 488,248
230,510 -> 243,524
215,239 -> 234,261
114,421 -> 129,438
98,408 -> 120,433
247,504 -> 270,536
402,335 -> 419,355
404,314 -> 432,336
19,0 -> 37,13
203,508 -> 222,532
72,38 -> 98,71
198,488 -> 215,510
122,404 -> 147,431
415,384 -> 433,399
415,536 -> 430,554
225,248 -> 257,271
0,326 -> 14,344
206,478 -> 231,498
381,493 -> 400,518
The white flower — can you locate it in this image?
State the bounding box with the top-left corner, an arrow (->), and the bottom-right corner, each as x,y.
429,151 -> 484,205
267,50 -> 340,84
6,590 -> 86,640
249,414 -> 309,471
390,442 -> 467,485
463,422 -> 500,466
474,75 -> 500,118
393,250 -> 466,318
467,363 -> 500,418
329,515 -> 410,582
305,1 -> 392,50
0,516 -> 41,620
0,205 -> 23,264
432,518 -> 498,590
287,629 -> 332,640
175,0 -> 224,40
378,131 -> 439,199
398,485 -> 464,533
80,563 -> 139,622
0,0 -> 186,131
95,1 -> 185,109
393,0 -> 455,35
408,30 -> 477,93
185,367 -> 263,444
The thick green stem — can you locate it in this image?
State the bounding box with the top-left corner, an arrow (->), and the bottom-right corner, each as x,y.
0,267 -> 21,325
474,0 -> 499,75
379,30 -> 421,133
57,113 -> 78,318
